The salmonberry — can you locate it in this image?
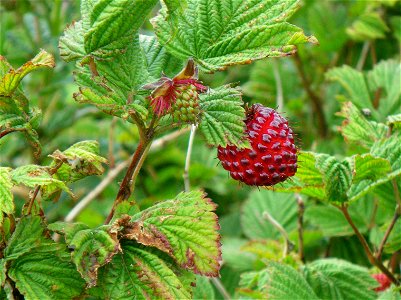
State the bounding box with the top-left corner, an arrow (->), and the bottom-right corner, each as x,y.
217,104 -> 297,186
371,273 -> 391,292
144,59 -> 206,123
170,83 -> 202,124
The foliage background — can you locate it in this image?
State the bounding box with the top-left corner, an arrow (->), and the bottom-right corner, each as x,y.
1,0 -> 400,298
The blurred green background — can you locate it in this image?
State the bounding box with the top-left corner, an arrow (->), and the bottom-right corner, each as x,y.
1,0 -> 400,297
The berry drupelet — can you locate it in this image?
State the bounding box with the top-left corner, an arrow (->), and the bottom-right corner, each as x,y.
217,104 -> 297,186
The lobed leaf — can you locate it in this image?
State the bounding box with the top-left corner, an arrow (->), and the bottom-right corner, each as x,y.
140,34 -> 184,80
368,59 -> 401,117
239,262 -> 318,299
122,190 -> 221,276
338,102 -> 388,148
347,12 -> 389,41
326,66 -> 376,117
4,216 -> 45,261
8,243 -> 85,300
83,0 -> 158,58
11,164 -> 71,196
59,21 -> 85,62
0,167 -> 13,223
241,190 -> 297,240
348,134 -> 401,202
153,0 -> 317,72
92,241 -> 193,300
302,258 -> 377,300
0,50 -> 55,96
48,222 -> 120,287
199,86 -> 246,147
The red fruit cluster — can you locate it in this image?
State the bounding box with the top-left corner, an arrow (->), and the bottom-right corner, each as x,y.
217,104 -> 297,186
372,273 -> 391,292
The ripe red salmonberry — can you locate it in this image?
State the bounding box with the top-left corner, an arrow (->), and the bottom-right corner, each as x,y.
217,104 -> 297,186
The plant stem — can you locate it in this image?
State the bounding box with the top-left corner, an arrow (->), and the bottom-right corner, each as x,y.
105,138 -> 151,224
211,277 -> 231,300
376,208 -> 400,260
108,117 -> 117,168
183,125 -> 196,192
356,41 -> 370,71
273,59 -> 283,112
293,52 -> 327,138
26,186 -> 41,215
263,211 -> 294,257
296,194 -> 305,262
338,204 -> 399,285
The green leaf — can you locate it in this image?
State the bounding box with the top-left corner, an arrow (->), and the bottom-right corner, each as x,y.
153,0 -> 317,72
274,152 -> 326,199
302,258 -> 377,300
48,222 -> 120,287
140,34 -> 184,80
11,165 -> 71,196
320,156 -> 352,203
347,12 -> 389,41
326,66 -> 376,116
239,262 -> 318,299
123,190 -> 221,276
338,102 -> 388,148
83,0 -> 158,57
199,86 -> 246,147
0,259 -> 6,286
96,35 -> 148,98
353,154 -> 391,182
241,190 -> 297,240
93,241 -> 193,299
348,134 -> 401,202
378,288 -> 401,300
48,140 -> 107,183
4,216 -> 45,261
0,50 -> 55,96
0,167 -> 13,223
193,275 -> 216,300
59,21 -> 85,62
8,243 -> 85,300
368,59 -> 401,117
305,203 -> 371,237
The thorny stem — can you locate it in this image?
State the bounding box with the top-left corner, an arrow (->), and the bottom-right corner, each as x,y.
263,211 -> 294,257
296,194 -> 305,262
293,52 -> 327,138
338,204 -> 400,286
183,125 -> 197,192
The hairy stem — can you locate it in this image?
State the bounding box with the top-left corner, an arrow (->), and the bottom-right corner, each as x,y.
293,52 -> 327,138
338,204 -> 399,285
